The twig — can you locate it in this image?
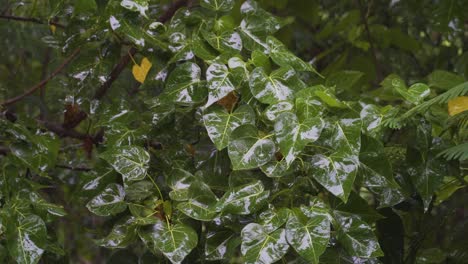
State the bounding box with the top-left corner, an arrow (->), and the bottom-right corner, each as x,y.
0,146 -> 9,156
93,0 -> 189,100
56,164 -> 92,172
0,14 -> 65,28
40,120 -> 89,140
93,47 -> 137,100
357,0 -> 382,82
1,47 -> 81,107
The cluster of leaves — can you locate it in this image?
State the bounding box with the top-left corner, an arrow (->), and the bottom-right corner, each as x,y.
0,0 -> 467,263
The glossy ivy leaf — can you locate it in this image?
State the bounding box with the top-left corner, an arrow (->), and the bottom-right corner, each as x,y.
314,88 -> 346,108
125,180 -> 154,201
97,217 -> 138,249
360,104 -> 397,138
249,66 -> 305,105
177,181 -> 219,221
200,0 -> 235,12
263,101 -> 294,122
359,135 -> 405,207
241,224 -> 289,264
309,120 -> 361,202
228,124 -> 276,170
259,206 -> 290,233
164,62 -> 206,105
139,219 -> 198,264
320,119 -> 362,155
100,146 -> 150,182
205,63 -> 236,108
7,125 -> 60,177
274,112 -> 324,166
267,36 -> 318,74
260,159 -> 294,178
407,150 -> 445,211
167,168 -> 195,201
7,215 -> 46,264
294,87 -> 326,119
239,1 -> 291,50
309,152 -> 359,202
251,49 -> 271,71
203,104 -> 255,150
216,180 -> 270,215
28,192 -> 67,217
286,206 -> 330,264
86,183 -> 127,216
205,231 -> 240,261
201,30 -> 243,54
333,211 -> 384,258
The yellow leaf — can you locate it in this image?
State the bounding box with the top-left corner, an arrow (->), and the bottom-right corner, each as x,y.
448,96 -> 468,116
132,57 -> 152,83
50,24 -> 56,34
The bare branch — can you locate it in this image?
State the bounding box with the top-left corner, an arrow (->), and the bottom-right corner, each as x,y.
56,164 -> 92,172
1,47 -> 81,107
0,14 -> 65,28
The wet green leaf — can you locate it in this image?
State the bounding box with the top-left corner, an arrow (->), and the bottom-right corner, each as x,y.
309,120 -> 361,202
333,212 -> 383,258
267,36 -> 319,74
200,0 -> 235,12
139,219 -> 198,264
228,124 -> 276,170
167,168 -> 195,201
263,101 -> 294,122
241,224 -> 289,264
286,206 -> 330,264
203,105 -> 256,150
275,112 -> 324,166
100,146 -> 150,182
205,231 -> 240,261
249,67 -> 304,105
7,215 -> 46,264
177,181 -> 219,221
205,63 -> 236,108
216,180 -> 270,215
359,136 -> 404,207
86,183 -> 127,216
164,62 -> 206,105
120,0 -> 149,17
97,217 -> 138,248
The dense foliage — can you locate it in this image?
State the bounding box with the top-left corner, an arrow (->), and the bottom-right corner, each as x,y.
0,0 -> 467,263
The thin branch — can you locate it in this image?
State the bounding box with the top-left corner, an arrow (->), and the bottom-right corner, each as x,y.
0,146 -> 9,156
93,0 -> 189,100
0,14 -> 65,28
56,164 -> 92,172
357,0 -> 382,82
1,47 -> 81,107
93,47 -> 137,100
39,120 -> 89,140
